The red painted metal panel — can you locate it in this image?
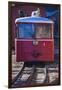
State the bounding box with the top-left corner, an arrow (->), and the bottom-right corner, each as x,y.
16,39 -> 54,62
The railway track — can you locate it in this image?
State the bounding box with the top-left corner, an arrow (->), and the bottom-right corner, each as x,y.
12,63 -> 59,88
12,66 -> 35,87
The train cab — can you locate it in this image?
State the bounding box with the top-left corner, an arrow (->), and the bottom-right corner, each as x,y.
15,16 -> 54,62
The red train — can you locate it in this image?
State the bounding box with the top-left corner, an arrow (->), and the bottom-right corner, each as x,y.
15,13 -> 54,62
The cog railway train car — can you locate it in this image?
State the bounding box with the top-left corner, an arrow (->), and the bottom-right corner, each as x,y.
15,13 -> 54,62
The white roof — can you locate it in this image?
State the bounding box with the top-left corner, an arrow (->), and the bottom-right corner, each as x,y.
15,16 -> 54,24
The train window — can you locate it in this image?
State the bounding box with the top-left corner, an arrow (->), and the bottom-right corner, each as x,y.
17,23 -> 52,39
35,24 -> 52,39
17,23 -> 34,38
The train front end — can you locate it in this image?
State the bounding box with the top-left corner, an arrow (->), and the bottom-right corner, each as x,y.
15,16 -> 54,62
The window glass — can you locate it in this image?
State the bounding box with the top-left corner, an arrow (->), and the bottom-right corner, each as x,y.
18,24 -> 34,38
16,23 -> 52,39
35,24 -> 52,38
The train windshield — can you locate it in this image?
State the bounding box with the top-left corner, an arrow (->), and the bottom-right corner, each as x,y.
17,23 -> 52,39
17,23 -> 34,38
35,24 -> 52,39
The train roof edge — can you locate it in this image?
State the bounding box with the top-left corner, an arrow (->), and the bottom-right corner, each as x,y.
15,16 -> 54,24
